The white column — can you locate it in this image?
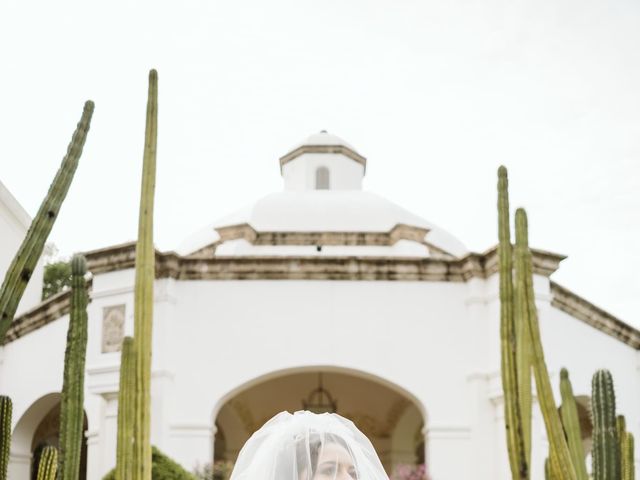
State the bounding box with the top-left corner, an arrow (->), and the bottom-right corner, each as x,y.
7,450 -> 31,479
169,423 -> 214,472
425,425 -> 471,480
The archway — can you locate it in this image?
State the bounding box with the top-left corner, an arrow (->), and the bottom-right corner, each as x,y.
10,393 -> 88,480
212,367 -> 427,477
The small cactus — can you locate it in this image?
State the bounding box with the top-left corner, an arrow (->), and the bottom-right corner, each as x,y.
0,396 -> 12,479
591,369 -> 620,480
36,446 -> 58,480
116,337 -> 136,480
0,101 -> 94,344
622,431 -> 635,480
57,255 -> 89,480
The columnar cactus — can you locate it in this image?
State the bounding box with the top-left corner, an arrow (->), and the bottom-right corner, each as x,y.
514,208 -> 576,480
0,396 -> 12,480
0,101 -> 94,344
57,254 -> 89,480
116,337 -> 136,480
37,446 -> 58,480
133,69 -> 158,480
592,369 -> 620,480
513,198 -> 533,471
559,368 -> 588,480
622,432 -> 635,480
498,166 -> 528,479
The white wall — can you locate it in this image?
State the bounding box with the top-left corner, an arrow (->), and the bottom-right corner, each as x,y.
1,266 -> 638,480
282,153 -> 365,191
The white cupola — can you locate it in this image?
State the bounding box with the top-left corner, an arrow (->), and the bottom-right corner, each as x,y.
279,131 -> 366,191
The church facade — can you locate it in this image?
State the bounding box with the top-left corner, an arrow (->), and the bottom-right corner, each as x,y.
1,132 -> 638,479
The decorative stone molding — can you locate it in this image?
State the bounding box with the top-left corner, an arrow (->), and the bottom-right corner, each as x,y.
2,280 -> 92,345
189,223 -> 450,258
550,282 -> 640,349
279,144 -> 367,172
84,242 -> 564,282
101,304 -> 125,353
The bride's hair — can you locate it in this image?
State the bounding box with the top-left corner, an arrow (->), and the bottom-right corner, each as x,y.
294,432 -> 351,478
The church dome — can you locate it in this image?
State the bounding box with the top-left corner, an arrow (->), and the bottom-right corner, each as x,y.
177,133 -> 468,258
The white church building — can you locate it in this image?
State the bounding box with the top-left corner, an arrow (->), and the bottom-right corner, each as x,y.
1,131 -> 638,479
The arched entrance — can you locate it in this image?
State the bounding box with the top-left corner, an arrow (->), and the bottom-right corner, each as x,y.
212,368 -> 427,477
10,393 -> 88,480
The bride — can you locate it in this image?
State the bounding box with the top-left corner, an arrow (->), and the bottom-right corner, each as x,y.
229,410 -> 389,480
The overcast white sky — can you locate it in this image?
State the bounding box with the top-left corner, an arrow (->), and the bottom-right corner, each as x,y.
1,0 -> 638,325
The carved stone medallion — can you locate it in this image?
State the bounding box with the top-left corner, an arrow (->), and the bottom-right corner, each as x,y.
102,305 -> 125,353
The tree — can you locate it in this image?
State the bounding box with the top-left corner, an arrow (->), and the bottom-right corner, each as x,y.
42,260 -> 72,300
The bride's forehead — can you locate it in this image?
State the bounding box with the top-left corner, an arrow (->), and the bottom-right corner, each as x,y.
317,443 -> 353,461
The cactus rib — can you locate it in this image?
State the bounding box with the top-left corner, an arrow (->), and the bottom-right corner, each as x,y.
559,369 -> 588,480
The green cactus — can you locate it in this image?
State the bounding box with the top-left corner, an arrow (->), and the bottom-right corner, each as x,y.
513,197 -> 533,471
498,166 -> 528,479
57,255 -> 88,480
559,368 -> 588,480
622,432 -> 635,480
133,69 -> 158,480
0,396 -> 12,479
0,101 -> 94,344
592,369 -> 620,480
37,446 -> 58,480
514,208 -> 576,480
116,337 -> 136,480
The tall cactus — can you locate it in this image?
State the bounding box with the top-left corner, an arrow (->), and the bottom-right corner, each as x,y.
559,368 -> 588,480
0,396 -> 12,479
0,101 -> 94,344
515,208 -> 576,480
133,69 -> 158,480
498,166 -> 528,479
592,369 -> 620,480
57,254 -> 89,480
513,196 -> 533,471
116,337 -> 136,480
37,446 -> 58,480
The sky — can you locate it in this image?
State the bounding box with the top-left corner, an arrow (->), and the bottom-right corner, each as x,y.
1,0 -> 639,325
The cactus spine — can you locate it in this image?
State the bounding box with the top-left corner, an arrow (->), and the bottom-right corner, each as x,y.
0,396 -> 12,479
133,69 -> 158,480
0,101 -> 94,344
498,166 -> 528,479
559,368 -> 588,480
116,337 -> 136,480
37,446 -> 58,480
514,208 -> 576,480
57,255 -> 88,480
592,369 -> 620,480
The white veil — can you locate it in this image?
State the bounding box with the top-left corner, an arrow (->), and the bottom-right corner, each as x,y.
229,410 -> 389,480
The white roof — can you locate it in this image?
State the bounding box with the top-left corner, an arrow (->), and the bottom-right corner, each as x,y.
177,190 -> 468,257
289,130 -> 359,152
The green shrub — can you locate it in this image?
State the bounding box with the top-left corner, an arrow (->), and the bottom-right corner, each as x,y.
103,446 -> 196,480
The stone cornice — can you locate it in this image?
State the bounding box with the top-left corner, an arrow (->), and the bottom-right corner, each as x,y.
550,281 -> 640,349
2,280 -> 93,345
83,242 -> 564,281
279,145 -> 367,172
193,223 -> 440,256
